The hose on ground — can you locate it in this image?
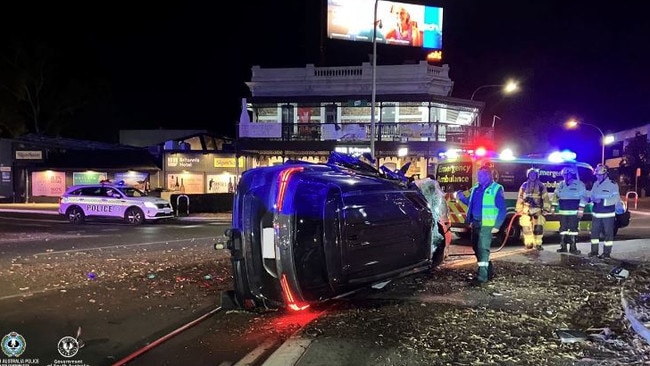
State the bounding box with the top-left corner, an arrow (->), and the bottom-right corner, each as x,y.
446,212 -> 522,257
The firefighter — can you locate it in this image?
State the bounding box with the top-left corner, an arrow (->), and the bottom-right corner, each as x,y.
516,168 -> 551,250
587,164 -> 621,258
552,166 -> 588,254
456,165 -> 507,285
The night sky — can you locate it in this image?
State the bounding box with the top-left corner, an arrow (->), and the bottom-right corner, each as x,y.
2,1 -> 649,163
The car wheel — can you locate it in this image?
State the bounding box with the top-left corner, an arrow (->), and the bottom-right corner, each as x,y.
125,207 -> 145,225
66,206 -> 85,224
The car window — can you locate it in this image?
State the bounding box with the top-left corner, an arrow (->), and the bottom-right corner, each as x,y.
67,188 -> 84,196
120,187 -> 146,197
79,187 -> 103,196
436,162 -> 472,193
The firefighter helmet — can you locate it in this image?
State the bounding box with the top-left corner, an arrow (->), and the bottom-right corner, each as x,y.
561,167 -> 576,176
526,167 -> 540,179
594,163 -> 608,175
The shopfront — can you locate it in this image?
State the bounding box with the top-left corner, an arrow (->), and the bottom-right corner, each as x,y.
163,152 -> 248,194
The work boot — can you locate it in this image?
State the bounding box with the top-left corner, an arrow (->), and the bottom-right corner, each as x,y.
569,236 -> 581,255
476,266 -> 489,283
598,246 -> 612,259
488,261 -> 495,280
588,244 -> 599,257
556,235 -> 568,253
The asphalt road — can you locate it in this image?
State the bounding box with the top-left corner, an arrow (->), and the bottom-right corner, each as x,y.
1,207 -> 650,365
0,214 -> 251,366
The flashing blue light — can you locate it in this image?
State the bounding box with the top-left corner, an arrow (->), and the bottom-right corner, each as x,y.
548,150 -> 577,163
499,148 -> 516,160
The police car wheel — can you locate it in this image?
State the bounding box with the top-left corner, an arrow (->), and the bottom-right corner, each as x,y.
66,206 -> 85,224
125,207 -> 145,225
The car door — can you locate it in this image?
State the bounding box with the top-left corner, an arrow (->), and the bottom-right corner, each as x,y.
341,190 -> 429,280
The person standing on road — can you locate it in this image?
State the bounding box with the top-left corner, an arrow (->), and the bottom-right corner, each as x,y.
587,164 -> 621,258
516,168 -> 551,250
456,165 -> 507,285
552,167 -> 588,254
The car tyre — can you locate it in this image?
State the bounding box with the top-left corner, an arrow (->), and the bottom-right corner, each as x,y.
66,206 -> 85,224
125,207 -> 145,225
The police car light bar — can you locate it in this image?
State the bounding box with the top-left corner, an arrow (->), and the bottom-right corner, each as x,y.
548,150 -> 577,163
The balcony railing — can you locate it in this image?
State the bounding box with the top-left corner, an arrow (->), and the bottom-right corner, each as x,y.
238,121 -> 493,144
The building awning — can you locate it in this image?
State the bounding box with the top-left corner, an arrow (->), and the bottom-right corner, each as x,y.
20,150 -> 161,171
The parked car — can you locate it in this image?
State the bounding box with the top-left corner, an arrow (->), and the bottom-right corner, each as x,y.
58,180 -> 174,225
222,152 -> 451,311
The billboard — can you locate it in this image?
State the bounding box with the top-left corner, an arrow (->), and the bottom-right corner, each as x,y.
327,0 -> 443,50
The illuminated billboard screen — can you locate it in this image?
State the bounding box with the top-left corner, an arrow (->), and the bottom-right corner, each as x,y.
327,0 -> 443,50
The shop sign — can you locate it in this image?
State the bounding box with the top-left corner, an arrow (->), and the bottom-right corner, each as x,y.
1,166 -> 11,183
213,157 -> 244,168
167,155 -> 201,168
73,172 -> 107,185
32,171 -> 65,196
15,150 -> 43,160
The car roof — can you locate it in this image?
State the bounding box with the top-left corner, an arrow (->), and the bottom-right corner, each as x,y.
65,183 -> 135,191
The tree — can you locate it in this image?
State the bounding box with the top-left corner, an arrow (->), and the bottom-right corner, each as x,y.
619,131 -> 650,194
0,40 -> 109,138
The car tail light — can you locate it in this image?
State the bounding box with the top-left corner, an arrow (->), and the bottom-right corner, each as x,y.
280,274 -> 309,311
276,167 -> 304,212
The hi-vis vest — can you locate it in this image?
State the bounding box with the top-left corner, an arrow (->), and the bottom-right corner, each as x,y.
467,182 -> 502,226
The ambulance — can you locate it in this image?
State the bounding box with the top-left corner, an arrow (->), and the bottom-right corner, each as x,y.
435,148 -> 629,243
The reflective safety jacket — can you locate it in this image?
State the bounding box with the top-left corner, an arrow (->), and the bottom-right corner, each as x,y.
590,178 -> 620,218
516,180 -> 551,213
464,181 -> 506,227
552,179 -> 587,215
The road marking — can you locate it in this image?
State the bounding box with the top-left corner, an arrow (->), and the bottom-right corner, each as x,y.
32,236 -> 222,256
630,210 -> 650,216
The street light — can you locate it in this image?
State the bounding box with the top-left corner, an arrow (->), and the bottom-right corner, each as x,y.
492,115 -> 502,128
470,81 -> 519,101
370,0 -> 379,162
564,119 -> 612,165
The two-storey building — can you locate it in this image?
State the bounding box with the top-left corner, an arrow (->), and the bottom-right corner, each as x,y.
235,60 -> 489,178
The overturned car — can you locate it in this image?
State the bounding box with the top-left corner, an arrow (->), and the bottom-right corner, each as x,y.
223,152 -> 451,311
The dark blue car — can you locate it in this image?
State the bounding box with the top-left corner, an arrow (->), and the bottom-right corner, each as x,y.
224,152 -> 448,311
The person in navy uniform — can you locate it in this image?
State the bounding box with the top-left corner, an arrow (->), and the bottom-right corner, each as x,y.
552,167 -> 587,254
587,164 -> 621,258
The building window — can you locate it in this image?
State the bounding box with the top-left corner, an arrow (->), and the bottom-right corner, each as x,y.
325,104 -> 338,124
282,104 -> 295,124
381,105 -> 396,123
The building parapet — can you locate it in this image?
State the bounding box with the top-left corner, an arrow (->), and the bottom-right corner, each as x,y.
248,61 -> 453,97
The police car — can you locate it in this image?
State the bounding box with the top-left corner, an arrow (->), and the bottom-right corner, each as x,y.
58,181 -> 174,225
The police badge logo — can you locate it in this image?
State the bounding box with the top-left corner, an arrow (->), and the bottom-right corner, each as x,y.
57,336 -> 80,358
1,331 -> 26,357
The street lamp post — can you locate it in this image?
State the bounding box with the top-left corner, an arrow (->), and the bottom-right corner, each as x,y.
470,82 -> 518,129
492,115 -> 501,128
370,0 -> 379,161
565,119 -> 606,165
470,81 -> 519,101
